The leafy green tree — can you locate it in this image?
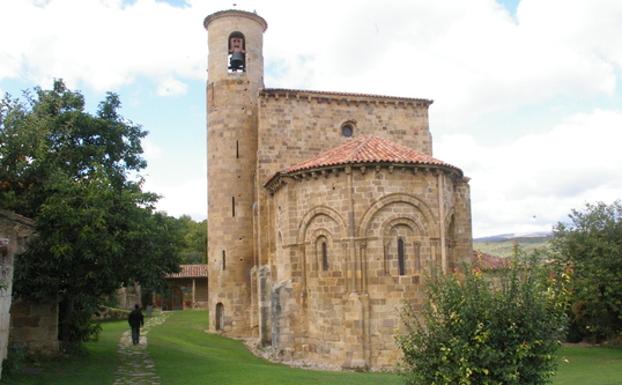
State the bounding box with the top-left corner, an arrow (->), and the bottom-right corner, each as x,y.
552,201 -> 622,342
397,257 -> 568,385
0,80 -> 180,349
175,215 -> 207,264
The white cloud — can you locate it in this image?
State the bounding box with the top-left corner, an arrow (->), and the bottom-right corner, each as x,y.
156,77 -> 188,96
3,0 -> 621,233
0,0 -> 206,91
145,175 -> 207,220
243,0 -> 622,131
436,108 -> 622,237
141,138 -> 162,161
3,0 -> 621,118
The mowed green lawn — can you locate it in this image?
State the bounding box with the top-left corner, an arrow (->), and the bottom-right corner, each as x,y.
554,345 -> 622,385
1,320 -> 125,385
148,310 -> 400,385
3,310 -> 622,385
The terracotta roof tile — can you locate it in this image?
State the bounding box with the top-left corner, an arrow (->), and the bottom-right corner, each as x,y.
472,250 -> 509,270
286,135 -> 459,173
165,264 -> 208,279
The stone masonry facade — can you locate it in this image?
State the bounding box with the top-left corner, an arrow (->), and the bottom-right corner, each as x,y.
0,210 -> 34,379
205,10 -> 473,370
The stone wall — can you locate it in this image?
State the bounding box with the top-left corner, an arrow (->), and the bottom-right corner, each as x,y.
254,91 -> 434,301
268,166 -> 472,370
116,283 -> 142,309
205,10 -> 266,336
203,9 -> 474,371
0,210 -> 34,379
257,91 -> 432,186
9,299 -> 59,355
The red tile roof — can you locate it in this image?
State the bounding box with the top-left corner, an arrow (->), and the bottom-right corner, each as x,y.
165,264 -> 208,279
472,250 -> 509,270
285,135 -> 459,173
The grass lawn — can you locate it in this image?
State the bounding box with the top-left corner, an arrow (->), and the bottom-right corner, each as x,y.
148,310 -> 400,385
553,345 -> 622,385
1,320 -> 125,385
3,310 -> 622,385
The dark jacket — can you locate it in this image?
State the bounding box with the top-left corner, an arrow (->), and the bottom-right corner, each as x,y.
128,308 -> 144,328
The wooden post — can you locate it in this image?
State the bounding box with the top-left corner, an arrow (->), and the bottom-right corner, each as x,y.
192,279 -> 196,309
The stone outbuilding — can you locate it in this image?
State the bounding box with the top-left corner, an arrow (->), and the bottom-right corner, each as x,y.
157,264 -> 208,310
204,9 -> 473,370
1,210 -> 35,379
0,210 -> 59,377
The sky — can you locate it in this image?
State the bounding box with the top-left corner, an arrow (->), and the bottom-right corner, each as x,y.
1,0 -> 621,238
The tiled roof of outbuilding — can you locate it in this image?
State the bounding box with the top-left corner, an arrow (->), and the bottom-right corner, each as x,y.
285,135 -> 459,173
472,250 -> 509,270
165,264 -> 208,279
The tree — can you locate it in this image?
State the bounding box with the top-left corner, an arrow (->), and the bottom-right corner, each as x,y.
551,201 -> 622,342
175,215 -> 207,264
0,80 -> 180,349
397,258 -> 568,385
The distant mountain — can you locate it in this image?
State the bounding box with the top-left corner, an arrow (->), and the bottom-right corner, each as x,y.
474,231 -> 552,243
473,232 -> 552,258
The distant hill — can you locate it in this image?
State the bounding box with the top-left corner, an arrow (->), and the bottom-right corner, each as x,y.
473,232 -> 552,258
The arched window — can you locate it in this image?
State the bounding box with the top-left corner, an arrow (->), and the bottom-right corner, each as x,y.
215,303 -> 224,330
397,238 -> 406,275
321,241 -> 329,271
228,31 -> 245,72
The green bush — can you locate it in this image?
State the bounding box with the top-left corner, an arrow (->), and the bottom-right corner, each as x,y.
551,201 -> 622,342
397,258 -> 569,385
2,346 -> 27,377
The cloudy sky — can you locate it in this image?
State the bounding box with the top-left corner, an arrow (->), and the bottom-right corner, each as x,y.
1,0 -> 621,237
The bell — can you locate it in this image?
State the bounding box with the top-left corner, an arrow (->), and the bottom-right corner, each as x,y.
229,52 -> 245,71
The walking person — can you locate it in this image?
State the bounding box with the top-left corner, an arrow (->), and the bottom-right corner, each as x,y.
128,304 -> 144,345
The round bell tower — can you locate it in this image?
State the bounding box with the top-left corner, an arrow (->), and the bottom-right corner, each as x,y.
204,10 -> 267,335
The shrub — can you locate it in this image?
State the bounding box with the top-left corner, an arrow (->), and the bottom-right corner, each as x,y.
551,201 -> 622,342
2,345 -> 27,377
397,257 -> 569,385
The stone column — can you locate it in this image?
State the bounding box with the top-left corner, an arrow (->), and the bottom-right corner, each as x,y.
192,279 -> 196,309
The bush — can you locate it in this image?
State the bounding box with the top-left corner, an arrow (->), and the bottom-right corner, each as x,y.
551,201 -> 622,342
397,257 -> 569,385
2,346 -> 27,377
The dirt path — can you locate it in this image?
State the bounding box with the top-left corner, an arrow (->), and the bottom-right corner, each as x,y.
112,311 -> 169,385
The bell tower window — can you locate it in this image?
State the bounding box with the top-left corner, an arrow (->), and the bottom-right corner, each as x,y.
228,32 -> 246,72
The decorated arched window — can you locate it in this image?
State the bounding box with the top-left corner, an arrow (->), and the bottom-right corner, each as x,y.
315,235 -> 330,272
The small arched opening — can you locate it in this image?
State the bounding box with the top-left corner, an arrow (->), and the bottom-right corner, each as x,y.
215,302 -> 224,331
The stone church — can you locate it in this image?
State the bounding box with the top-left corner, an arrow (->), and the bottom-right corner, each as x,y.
204,10 -> 472,370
